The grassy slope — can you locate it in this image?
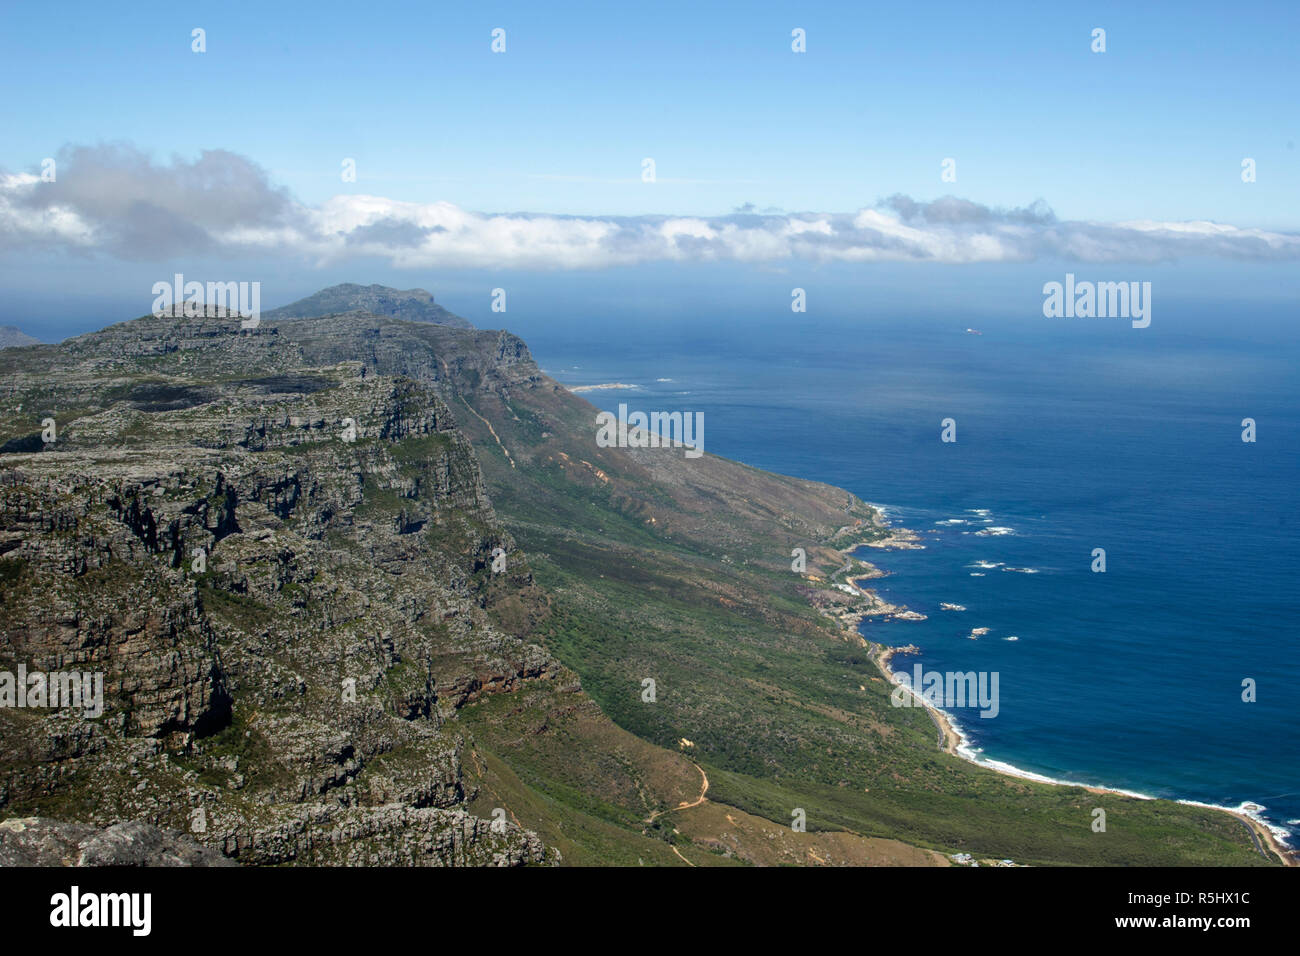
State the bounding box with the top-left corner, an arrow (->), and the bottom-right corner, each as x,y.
450,364 -> 1272,867
0,325 -> 719,865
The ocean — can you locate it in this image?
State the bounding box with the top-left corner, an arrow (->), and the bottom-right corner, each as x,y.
518,303 -> 1300,846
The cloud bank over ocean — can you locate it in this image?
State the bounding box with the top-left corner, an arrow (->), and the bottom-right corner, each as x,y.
4,144 -> 1298,269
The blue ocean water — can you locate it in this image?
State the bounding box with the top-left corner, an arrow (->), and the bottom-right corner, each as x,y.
522,310 -> 1300,844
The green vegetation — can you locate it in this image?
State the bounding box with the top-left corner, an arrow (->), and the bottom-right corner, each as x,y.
452,377 -> 1277,866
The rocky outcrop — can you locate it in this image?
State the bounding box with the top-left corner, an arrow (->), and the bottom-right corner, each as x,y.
218,804 -> 545,866
0,816 -> 235,866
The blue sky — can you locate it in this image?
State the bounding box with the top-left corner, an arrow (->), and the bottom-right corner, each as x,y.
3,0 -> 1296,223
0,1 -> 1297,337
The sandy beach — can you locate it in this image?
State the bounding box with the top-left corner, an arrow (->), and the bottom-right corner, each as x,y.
874,644 -> 962,754
869,639 -> 1295,865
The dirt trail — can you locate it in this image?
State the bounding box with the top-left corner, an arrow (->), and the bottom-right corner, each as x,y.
646,763 -> 709,822
459,396 -> 515,469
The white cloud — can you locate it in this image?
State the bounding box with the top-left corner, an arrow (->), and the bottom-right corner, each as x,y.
2,145 -> 1298,268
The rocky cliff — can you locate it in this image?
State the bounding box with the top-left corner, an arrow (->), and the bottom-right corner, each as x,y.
0,314 -> 552,865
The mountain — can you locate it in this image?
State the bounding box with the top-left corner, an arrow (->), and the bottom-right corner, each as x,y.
0,299 -> 1278,866
0,326 -> 40,349
263,283 -> 473,329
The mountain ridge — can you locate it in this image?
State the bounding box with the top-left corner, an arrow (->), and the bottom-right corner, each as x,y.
0,326 -> 40,349
263,283 -> 473,329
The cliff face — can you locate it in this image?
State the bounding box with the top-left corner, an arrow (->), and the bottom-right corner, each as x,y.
0,316 -> 552,865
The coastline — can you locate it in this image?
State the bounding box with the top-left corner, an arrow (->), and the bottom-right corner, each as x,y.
869,640 -> 1295,865
837,508 -> 1297,868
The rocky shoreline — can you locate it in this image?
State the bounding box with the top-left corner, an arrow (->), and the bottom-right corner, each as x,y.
818,506 -> 1296,867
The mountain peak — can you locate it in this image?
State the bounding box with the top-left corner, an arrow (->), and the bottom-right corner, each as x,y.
0,325 -> 41,349
264,283 -> 473,329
